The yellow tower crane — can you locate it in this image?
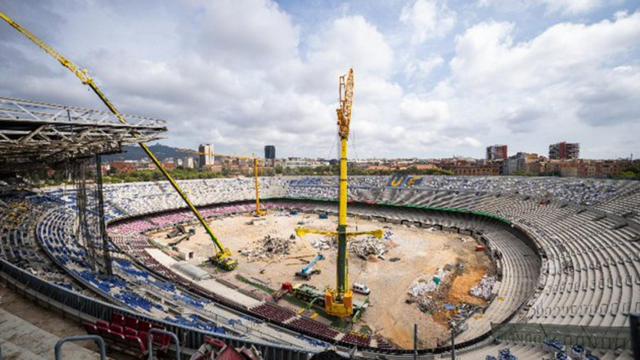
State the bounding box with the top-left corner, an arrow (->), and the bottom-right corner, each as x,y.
197,152 -> 266,217
296,69 -> 379,318
253,157 -> 267,217
0,11 -> 238,270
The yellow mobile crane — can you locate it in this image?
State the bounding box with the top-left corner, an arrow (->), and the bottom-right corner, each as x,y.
0,12 -> 237,270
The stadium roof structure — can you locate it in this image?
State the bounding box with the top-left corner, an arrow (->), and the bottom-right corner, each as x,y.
0,96 -> 167,172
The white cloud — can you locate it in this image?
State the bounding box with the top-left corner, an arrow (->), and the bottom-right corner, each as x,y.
477,0 -> 607,16
187,0 -> 299,68
450,12 -> 640,91
405,56 -> 445,79
1,1 -> 639,159
540,0 -> 605,15
400,0 -> 457,44
400,96 -> 450,126
444,11 -> 640,156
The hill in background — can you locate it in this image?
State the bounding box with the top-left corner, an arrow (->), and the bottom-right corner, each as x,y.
104,144 -> 197,162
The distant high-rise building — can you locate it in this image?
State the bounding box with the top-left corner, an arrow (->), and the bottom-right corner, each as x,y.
549,142 -> 579,160
264,145 -> 276,160
486,145 -> 508,161
199,144 -> 214,168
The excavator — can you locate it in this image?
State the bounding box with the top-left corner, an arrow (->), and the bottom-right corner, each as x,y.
295,254 -> 325,280
0,12 -> 237,270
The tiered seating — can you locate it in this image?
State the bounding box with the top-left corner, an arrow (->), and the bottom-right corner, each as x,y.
287,318 -> 340,340
4,175 -> 638,354
83,313 -> 172,356
0,197 -> 82,290
250,303 -> 296,323
341,332 -> 371,347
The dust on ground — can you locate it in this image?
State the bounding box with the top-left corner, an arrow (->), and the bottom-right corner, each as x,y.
149,210 -> 493,349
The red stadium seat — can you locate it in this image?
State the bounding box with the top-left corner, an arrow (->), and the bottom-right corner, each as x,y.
125,335 -> 147,354
96,320 -> 110,329
83,322 -> 98,335
125,316 -> 139,329
138,321 -> 151,332
124,327 -> 137,337
111,314 -> 125,326
110,324 -> 124,334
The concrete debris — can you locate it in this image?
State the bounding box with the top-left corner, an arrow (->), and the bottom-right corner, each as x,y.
350,236 -> 388,259
407,268 -> 449,298
470,275 -> 496,300
239,235 -> 296,261
308,230 -> 394,260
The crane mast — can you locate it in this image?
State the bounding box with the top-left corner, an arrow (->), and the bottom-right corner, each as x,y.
254,158 -> 266,216
0,11 -> 237,270
325,68 -> 355,318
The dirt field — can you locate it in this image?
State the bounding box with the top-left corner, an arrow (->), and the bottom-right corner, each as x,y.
149,210 -> 493,349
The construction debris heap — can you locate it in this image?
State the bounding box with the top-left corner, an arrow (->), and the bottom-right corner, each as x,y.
239,235 -> 296,262
309,230 -> 393,260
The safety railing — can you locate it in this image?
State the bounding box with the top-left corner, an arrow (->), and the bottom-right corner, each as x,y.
491,322 -> 632,350
55,335 -> 107,360
148,328 -> 181,360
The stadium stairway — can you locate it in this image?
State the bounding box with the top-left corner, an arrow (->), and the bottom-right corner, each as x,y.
0,307 -> 105,359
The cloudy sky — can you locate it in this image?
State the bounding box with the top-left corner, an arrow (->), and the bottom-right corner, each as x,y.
1,0 -> 639,159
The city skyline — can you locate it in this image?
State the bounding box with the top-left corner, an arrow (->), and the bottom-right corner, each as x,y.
1,1 -> 638,159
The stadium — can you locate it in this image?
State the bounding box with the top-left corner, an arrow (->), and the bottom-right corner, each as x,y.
1,5 -> 640,360
1,98 -> 639,359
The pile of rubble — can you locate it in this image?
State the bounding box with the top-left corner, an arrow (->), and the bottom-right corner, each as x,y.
406,264 -> 465,314
310,236 -> 333,251
350,236 -> 388,259
469,275 -> 496,300
407,267 -> 449,299
239,235 -> 295,261
308,230 -> 394,260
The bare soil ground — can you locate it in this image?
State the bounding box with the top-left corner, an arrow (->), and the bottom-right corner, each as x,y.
149,210 -> 493,349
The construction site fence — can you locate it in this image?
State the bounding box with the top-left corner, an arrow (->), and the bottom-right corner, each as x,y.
490,322 -> 632,350
0,258 -> 311,360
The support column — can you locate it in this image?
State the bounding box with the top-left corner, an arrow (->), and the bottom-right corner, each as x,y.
95,155 -> 112,276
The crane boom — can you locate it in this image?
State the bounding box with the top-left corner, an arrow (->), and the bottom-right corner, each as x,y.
0,11 -> 236,270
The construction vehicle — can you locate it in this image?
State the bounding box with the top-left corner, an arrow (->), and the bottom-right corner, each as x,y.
167,224 -> 188,238
295,254 -> 325,280
295,69 -> 378,318
352,282 -> 371,295
0,12 -> 238,271
269,282 -> 293,302
293,284 -> 326,307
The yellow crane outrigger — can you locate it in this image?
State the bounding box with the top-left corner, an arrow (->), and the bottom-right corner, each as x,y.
0,11 -> 237,270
